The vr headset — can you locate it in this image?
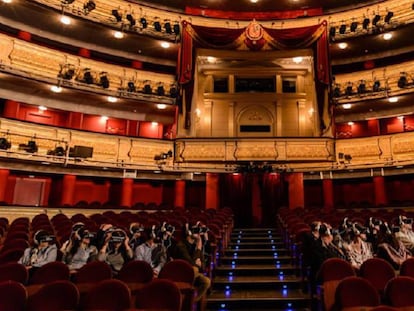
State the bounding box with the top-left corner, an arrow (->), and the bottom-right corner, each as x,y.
191,226 -> 209,234
38,235 -> 55,243
403,218 -> 413,225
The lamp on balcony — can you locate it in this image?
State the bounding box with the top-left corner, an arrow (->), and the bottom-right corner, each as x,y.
82,69 -> 94,84
329,27 -> 336,38
333,84 -> 341,97
373,80 -> 381,92
83,0 -> 96,14
339,24 -> 346,34
164,21 -> 172,34
357,80 -> 366,94
372,14 -> 381,26
398,72 -> 408,88
59,64 -> 76,80
112,9 -> 122,22
126,14 -> 136,27
350,21 -> 358,32
154,20 -> 162,32
345,82 -> 353,96
384,11 -> 393,23
173,22 -> 180,35
363,18 -> 370,29
0,138 -> 11,150
144,81 -> 152,94
140,17 -> 148,29
157,83 -> 165,96
127,81 -> 136,93
170,84 -> 178,98
99,72 -> 110,89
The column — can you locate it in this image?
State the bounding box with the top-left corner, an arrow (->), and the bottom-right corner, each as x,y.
373,176 -> 387,206
287,172 -> 304,209
120,178 -> 133,208
205,173 -> 219,210
174,180 -> 186,209
0,169 -> 10,202
323,179 -> 334,212
61,174 -> 76,206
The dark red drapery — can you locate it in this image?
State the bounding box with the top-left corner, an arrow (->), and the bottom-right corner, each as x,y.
178,20 -> 330,132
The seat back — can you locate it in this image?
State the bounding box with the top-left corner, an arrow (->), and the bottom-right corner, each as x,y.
0,280 -> 27,311
385,276 -> 414,308
29,261 -> 70,285
335,276 -> 380,310
27,280 -> 79,311
81,279 -> 131,311
0,262 -> 28,284
158,259 -> 195,284
117,260 -> 153,284
400,257 -> 414,277
0,247 -> 24,264
360,258 -> 395,294
73,260 -> 112,283
135,279 -> 181,311
318,258 -> 356,311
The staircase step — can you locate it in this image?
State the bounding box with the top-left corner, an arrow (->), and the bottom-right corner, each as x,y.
213,275 -> 304,290
214,264 -> 299,277
207,288 -> 311,310
228,241 -> 285,248
220,255 -> 293,265
224,248 -> 291,256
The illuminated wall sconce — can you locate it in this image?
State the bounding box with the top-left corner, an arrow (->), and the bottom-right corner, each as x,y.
112,9 -> 122,22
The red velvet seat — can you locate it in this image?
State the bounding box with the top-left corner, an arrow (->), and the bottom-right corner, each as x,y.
400,257 -> 414,278
135,279 -> 182,311
26,280 -> 79,311
117,260 -> 153,284
359,258 -> 395,297
318,257 -> 356,311
335,276 -> 380,310
81,279 -> 131,311
29,261 -> 70,285
0,247 -> 24,264
0,262 -> 28,284
385,276 -> 414,308
73,260 -> 112,284
0,280 -> 27,311
159,259 -> 196,311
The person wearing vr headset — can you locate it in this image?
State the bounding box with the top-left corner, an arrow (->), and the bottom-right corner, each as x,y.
377,221 -> 411,269
135,226 -> 167,276
345,223 -> 374,269
19,230 -> 57,273
174,222 -> 211,302
128,222 -> 145,252
395,215 -> 414,253
98,228 -> 133,275
61,227 -> 98,271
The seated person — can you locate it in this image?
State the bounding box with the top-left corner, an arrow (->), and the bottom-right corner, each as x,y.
94,223 -> 114,250
98,228 -> 133,275
61,228 -> 97,271
19,230 -> 57,273
345,223 -> 374,269
128,222 -> 145,252
174,223 -> 211,302
135,226 -> 167,276
395,215 -> 414,253
159,222 -> 177,261
312,223 -> 348,283
60,222 -> 85,252
377,222 -> 411,270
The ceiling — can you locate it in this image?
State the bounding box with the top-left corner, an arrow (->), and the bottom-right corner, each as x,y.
131,0 -> 385,14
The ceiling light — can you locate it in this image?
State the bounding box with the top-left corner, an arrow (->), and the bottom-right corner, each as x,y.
113,31 -> 124,39
292,57 -> 303,64
151,122 -> 158,126
342,103 -> 352,109
388,97 -> 398,103
207,56 -> 216,63
38,106 -> 47,111
161,42 -> 170,48
250,0 -> 259,3
347,121 -> 354,125
101,116 -> 108,121
157,104 -> 167,109
383,33 -> 392,40
2,0 -> 12,3
50,85 -> 62,93
338,42 -> 348,49
398,116 -> 404,120
107,96 -> 118,103
60,16 -> 71,25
